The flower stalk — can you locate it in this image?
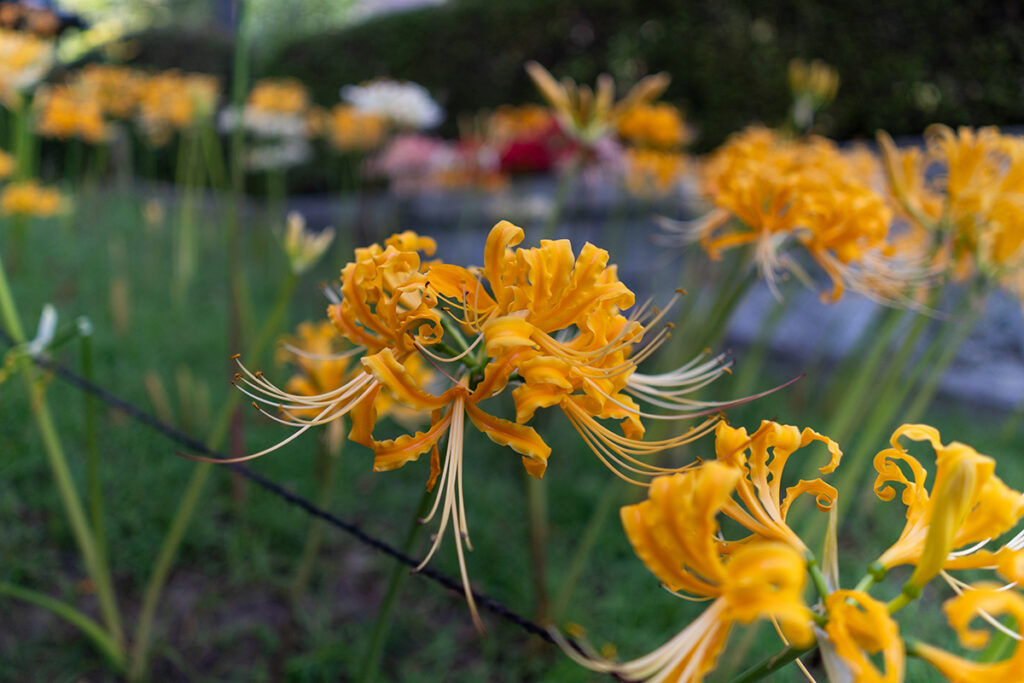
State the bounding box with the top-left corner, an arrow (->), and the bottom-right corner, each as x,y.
356,488 -> 433,683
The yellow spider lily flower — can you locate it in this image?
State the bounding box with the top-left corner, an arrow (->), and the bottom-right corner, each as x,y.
712,420 -> 842,553
71,64 -> 147,120
788,59 -> 840,108
247,78 -> 309,115
617,102 -> 692,151
915,586 -> 1024,682
223,221 -> 770,629
787,58 -> 839,132
552,465 -> 813,682
221,78 -> 314,140
34,84 -> 109,143
281,212 -> 335,276
872,424 -> 1024,590
824,590 -> 904,683
664,126 -> 924,305
324,104 -> 387,152
429,220 -> 740,485
0,179 -> 65,217
878,125 -> 1024,299
137,70 -> 219,146
0,28 -> 53,106
525,60 -> 670,146
623,148 -> 688,199
487,103 -> 554,145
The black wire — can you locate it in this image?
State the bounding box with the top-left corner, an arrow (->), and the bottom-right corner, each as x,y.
1,331 -> 593,653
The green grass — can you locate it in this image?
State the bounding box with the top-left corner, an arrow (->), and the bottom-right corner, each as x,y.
0,187 -> 1020,681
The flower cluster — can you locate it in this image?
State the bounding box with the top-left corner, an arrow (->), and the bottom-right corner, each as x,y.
321,104 -> 387,153
0,27 -> 53,105
221,221 -> 750,629
136,70 -> 219,146
33,84 -> 108,143
879,125 -> 1024,300
525,61 -> 669,148
618,102 -> 692,198
556,420 -> 1024,682
70,64 -> 147,120
0,179 -> 65,217
220,78 -> 313,142
667,126 -> 923,303
341,78 -> 443,130
787,58 -> 840,133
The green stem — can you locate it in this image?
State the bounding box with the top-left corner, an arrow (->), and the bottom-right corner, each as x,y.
0,253 -> 125,654
266,168 -> 287,224
173,131 -> 201,304
814,293 -> 979,535
128,270 -> 296,680
902,301 -> 985,421
823,307 -> 904,444
888,583 -> 920,614
525,470 -> 550,623
355,489 -> 433,683
199,122 -> 228,193
80,319 -> 108,572
0,582 -> 125,668
729,644 -> 815,683
806,556 -> 830,603
14,97 -> 33,179
853,573 -> 877,594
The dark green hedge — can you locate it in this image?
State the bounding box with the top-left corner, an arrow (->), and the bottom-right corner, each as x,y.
266,0 -> 1024,150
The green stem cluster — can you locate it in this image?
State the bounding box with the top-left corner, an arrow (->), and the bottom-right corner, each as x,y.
0,242 -> 124,658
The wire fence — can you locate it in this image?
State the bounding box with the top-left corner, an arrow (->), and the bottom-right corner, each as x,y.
2,333 -> 603,665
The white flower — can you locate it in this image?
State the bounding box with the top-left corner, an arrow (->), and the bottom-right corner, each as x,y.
219,106 -> 310,139
341,79 -> 443,130
245,138 -> 312,171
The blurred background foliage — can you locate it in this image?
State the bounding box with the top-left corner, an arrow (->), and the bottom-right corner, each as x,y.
57,0 -> 1024,149
59,0 -> 1020,151
266,0 -> 1024,149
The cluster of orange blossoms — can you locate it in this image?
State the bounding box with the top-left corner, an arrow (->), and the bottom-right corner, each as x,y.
879,125 -> 1024,299
33,84 -> 108,143
668,125 -> 925,303
557,421 -> 1024,682
226,221 -> 745,629
617,102 -> 692,198
321,104 -> 387,152
0,27 -> 53,105
0,179 -> 65,217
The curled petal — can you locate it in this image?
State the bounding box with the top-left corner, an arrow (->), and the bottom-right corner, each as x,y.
512,382 -> 568,424
465,403 -> 551,478
372,410 -> 453,472
780,479 -> 838,517
916,586 -> 1024,682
